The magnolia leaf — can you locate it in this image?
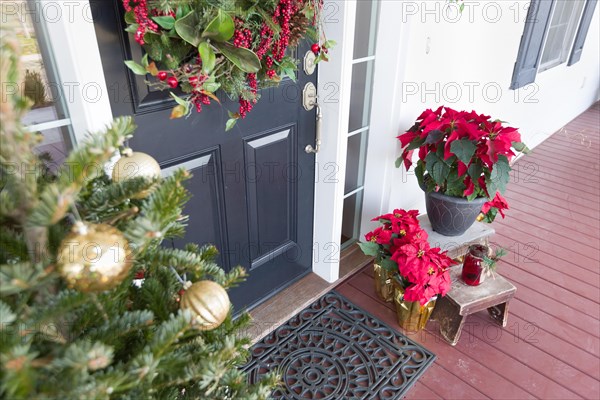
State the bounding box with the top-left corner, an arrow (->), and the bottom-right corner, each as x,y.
152,16 -> 175,30
203,82 -> 220,92
170,104 -> 187,119
225,118 -> 238,131
170,92 -> 188,107
124,60 -> 147,75
174,11 -> 201,46
141,53 -> 149,67
146,61 -> 159,76
214,42 -> 260,73
202,9 -> 235,42
201,90 -> 220,104
450,138 -> 477,164
282,68 -> 296,82
125,11 -> 136,24
125,23 -> 139,33
358,241 -> 379,257
198,42 -> 216,74
323,39 -> 337,49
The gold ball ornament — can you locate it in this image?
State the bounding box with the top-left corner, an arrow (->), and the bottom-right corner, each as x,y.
112,151 -> 161,198
57,222 -> 133,292
180,280 -> 231,330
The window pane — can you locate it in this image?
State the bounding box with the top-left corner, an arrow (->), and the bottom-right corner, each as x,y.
540,0 -> 585,69
34,126 -> 71,169
353,0 -> 379,59
341,190 -> 364,248
344,131 -> 369,194
348,60 -> 375,132
2,1 -> 73,154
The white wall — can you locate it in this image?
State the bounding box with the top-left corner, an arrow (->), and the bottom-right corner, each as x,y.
362,0 -> 600,236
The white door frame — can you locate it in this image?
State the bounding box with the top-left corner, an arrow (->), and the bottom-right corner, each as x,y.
40,0 -> 355,284
360,1 -> 412,238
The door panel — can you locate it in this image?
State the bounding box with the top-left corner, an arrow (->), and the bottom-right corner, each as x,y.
91,1 -> 316,310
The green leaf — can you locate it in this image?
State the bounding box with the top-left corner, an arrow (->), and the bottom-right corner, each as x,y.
124,11 -> 136,24
358,241 -> 380,257
225,118 -> 237,131
450,138 -> 477,164
425,152 -> 450,186
198,42 -> 216,74
406,135 -> 426,151
425,129 -> 444,144
282,67 -> 296,82
487,155 -> 510,195
141,53 -> 149,68
214,42 -> 260,73
170,92 -> 188,108
468,162 -> 483,182
202,9 -> 235,42
124,60 -> 147,75
174,11 -> 201,46
395,157 -> 403,169
124,23 -> 139,34
512,141 -> 531,154
379,257 -> 398,273
152,15 -> 175,30
415,160 -> 426,189
323,39 -> 337,49
203,82 -> 220,92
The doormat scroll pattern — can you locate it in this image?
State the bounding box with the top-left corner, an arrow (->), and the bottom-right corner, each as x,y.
242,291 -> 436,399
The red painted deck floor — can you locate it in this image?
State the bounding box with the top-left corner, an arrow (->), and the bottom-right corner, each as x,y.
336,103 -> 600,399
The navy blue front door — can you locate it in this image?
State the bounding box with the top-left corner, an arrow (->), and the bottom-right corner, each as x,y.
91,1 -> 316,310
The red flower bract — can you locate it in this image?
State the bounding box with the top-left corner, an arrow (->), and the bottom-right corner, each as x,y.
396,106 -> 529,223
360,208 -> 455,306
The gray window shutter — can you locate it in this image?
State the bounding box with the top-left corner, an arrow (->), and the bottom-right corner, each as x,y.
568,0 -> 598,66
510,0 -> 556,89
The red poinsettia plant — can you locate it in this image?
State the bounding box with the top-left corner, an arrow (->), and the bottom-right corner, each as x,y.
396,106 -> 530,222
359,209 -> 456,305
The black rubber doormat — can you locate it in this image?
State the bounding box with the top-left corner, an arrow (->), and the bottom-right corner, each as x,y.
242,291 -> 436,399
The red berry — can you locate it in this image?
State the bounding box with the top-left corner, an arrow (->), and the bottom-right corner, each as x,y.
311,43 -> 320,55
167,76 -> 179,88
189,76 -> 198,86
157,71 -> 167,81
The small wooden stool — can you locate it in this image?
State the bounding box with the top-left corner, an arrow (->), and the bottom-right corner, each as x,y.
432,267 -> 517,346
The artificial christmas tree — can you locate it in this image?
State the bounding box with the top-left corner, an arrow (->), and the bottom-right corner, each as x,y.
0,31 -> 276,399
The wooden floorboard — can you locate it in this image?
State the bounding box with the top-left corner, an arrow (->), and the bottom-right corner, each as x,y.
335,102 -> 600,399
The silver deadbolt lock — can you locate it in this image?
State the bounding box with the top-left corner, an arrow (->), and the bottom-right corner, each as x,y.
303,51 -> 316,75
302,82 -> 317,111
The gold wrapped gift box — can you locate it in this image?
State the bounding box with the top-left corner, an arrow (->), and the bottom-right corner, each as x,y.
373,263 -> 395,302
393,280 -> 436,332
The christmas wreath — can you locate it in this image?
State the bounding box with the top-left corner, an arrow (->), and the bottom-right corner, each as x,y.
122,0 -> 333,130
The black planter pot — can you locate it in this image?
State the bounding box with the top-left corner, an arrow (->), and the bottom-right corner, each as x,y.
423,189 -> 487,236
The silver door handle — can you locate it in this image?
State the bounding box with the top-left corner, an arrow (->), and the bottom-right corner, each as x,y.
305,103 -> 322,154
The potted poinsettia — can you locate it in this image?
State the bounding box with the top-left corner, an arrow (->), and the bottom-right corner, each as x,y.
358,209 -> 425,302
359,209 -> 455,331
396,106 -> 529,236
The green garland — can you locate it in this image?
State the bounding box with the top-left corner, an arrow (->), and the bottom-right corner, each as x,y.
123,0 -> 334,130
